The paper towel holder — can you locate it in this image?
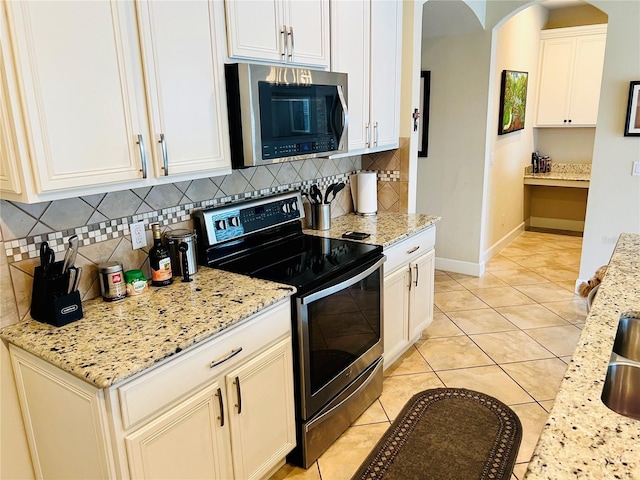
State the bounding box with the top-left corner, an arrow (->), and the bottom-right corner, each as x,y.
351,171 -> 378,216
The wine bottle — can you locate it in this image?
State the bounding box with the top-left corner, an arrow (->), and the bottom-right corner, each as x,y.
149,223 -> 173,286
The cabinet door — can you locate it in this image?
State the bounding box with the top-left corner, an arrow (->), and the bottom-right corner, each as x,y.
408,249 -> 435,342
568,34 -> 606,125
137,0 -> 231,178
284,0 -> 329,67
331,0 -> 371,151
369,0 -> 402,150
383,266 -> 410,368
224,0 -> 285,62
125,383 -> 232,480
0,47 -> 23,195
225,338 -> 295,480
535,37 -> 574,126
4,1 -> 148,192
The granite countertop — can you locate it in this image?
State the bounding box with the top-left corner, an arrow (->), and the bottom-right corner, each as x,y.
525,233 -> 640,479
524,163 -> 591,183
304,212 -> 440,246
0,268 -> 295,389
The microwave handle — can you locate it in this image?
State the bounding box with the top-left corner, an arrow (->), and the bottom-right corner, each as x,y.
299,255 -> 385,305
336,85 -> 349,151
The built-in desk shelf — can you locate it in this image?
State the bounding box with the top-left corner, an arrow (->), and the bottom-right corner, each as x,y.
524,163 -> 591,188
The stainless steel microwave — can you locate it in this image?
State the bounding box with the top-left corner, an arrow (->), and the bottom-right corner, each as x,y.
225,63 -> 348,168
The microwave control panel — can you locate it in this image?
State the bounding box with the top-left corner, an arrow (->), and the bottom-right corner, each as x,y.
194,192 -> 304,246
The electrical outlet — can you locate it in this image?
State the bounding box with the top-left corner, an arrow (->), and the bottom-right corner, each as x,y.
131,222 -> 147,250
632,161 -> 640,176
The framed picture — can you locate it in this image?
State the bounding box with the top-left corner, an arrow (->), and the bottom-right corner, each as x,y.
418,71 -> 431,157
498,70 -> 528,135
624,81 -> 640,136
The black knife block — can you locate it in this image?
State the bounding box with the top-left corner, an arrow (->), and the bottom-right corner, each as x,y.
30,261 -> 83,327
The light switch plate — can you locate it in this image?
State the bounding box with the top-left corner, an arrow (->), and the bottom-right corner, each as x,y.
632,161 -> 640,176
131,222 -> 147,249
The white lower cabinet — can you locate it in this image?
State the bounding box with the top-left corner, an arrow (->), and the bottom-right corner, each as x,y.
383,227 -> 436,368
9,300 -> 295,480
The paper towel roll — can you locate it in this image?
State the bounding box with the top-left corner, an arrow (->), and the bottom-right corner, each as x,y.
356,171 -> 377,215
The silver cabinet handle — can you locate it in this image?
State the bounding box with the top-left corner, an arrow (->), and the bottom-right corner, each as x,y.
366,123 -> 371,148
159,133 -> 168,176
136,134 -> 147,179
210,347 -> 243,368
414,264 -> 419,287
234,376 -> 242,414
280,26 -> 287,59
216,387 -> 224,427
374,122 -> 379,146
288,26 -> 294,60
408,265 -> 412,291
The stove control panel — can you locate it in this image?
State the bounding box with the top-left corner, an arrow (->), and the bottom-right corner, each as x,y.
194,192 -> 304,247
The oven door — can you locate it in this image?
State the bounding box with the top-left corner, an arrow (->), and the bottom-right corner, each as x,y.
296,255 -> 384,420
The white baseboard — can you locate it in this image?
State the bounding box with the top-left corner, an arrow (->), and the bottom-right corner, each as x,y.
435,257 -> 484,277
529,217 -> 584,232
483,222 -> 525,264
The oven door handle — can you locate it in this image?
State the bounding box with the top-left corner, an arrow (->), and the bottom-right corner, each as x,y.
300,256 -> 385,305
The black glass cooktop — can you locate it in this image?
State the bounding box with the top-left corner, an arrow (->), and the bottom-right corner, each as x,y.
212,233 -> 383,293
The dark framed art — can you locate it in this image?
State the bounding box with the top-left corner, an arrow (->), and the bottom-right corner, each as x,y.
418,71 -> 430,157
624,81 -> 640,136
498,70 -> 528,135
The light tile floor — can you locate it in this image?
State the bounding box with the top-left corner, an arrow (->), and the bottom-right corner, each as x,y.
270,231 -> 586,480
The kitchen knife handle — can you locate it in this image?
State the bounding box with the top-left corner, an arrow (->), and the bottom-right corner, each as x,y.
210,347 -> 243,369
216,387 -> 224,427
234,376 -> 242,414
137,135 -> 147,179
159,133 -> 169,176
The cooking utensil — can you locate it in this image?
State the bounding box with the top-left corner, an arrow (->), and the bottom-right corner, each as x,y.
323,184 -> 334,204
39,242 -> 55,274
326,182 -> 345,204
67,267 -> 77,294
73,266 -> 82,292
310,184 -> 322,204
61,235 -> 78,273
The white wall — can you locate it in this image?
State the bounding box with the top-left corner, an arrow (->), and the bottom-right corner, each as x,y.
484,5 -> 548,259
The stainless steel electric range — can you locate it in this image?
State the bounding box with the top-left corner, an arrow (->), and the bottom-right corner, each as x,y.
193,191 -> 384,468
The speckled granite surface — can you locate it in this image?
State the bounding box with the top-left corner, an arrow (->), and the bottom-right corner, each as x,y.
525,233 -> 640,479
304,212 -> 440,246
524,163 -> 591,182
0,268 -> 295,388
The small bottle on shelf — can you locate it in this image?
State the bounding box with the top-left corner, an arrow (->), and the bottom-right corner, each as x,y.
149,223 -> 173,287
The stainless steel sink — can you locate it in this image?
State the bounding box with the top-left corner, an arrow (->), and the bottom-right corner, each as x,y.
601,363 -> 640,420
601,316 -> 640,420
613,317 -> 640,362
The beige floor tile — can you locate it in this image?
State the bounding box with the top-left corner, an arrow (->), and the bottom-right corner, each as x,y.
416,336 -> 494,371
501,358 -> 569,402
510,402 -> 550,464
434,275 -> 466,293
316,423 -> 390,480
352,399 -> 389,426
495,304 -> 570,329
485,254 -> 521,271
532,265 -> 579,282
514,282 -> 580,303
539,400 -> 555,413
490,267 -> 550,286
470,330 -> 554,363
383,346 -> 431,376
436,365 -> 534,405
447,271 -> 509,289
468,286 -> 536,308
512,462 -> 529,479
540,299 -> 587,323
500,246 -> 537,257
269,462 -> 321,480
420,311 -> 465,339
434,290 -> 488,312
524,325 -> 582,357
559,355 -> 573,364
555,280 -> 579,293
506,254 -> 566,270
434,269 -> 450,276
378,372 -> 444,420
447,308 -> 518,334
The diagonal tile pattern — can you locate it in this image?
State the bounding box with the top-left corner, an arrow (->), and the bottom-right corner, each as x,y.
271,230 -> 586,480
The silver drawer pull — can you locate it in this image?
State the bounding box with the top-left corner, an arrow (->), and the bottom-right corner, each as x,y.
406,246 -> 420,255
210,347 -> 243,368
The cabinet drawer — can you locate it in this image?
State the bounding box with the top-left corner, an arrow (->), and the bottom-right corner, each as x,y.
116,300 -> 291,430
384,227 -> 436,275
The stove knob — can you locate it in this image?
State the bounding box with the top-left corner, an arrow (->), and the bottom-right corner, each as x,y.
290,201 -> 298,211
281,203 -> 291,214
229,216 -> 240,227
215,219 -> 227,230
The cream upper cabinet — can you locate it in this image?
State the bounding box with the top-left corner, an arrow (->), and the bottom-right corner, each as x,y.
1,0 -> 231,204
330,0 -> 402,154
137,0 -> 231,178
535,25 -> 607,127
224,0 -> 329,68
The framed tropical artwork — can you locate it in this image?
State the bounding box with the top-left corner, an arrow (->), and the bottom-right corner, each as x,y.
498,70 -> 528,135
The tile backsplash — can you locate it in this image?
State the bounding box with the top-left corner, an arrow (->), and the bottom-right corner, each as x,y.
1,147 -> 407,328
